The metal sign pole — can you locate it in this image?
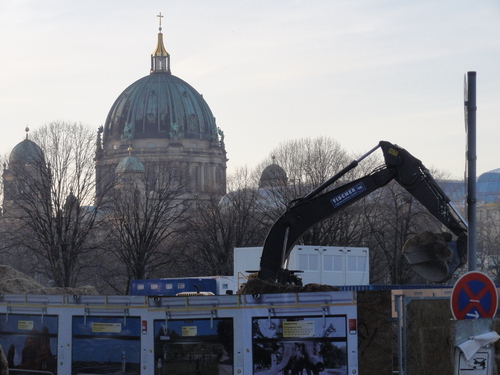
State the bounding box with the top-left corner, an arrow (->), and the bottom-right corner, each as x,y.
466,71 -> 477,271
453,72 -> 497,375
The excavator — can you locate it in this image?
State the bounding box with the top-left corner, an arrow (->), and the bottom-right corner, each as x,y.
258,140 -> 468,284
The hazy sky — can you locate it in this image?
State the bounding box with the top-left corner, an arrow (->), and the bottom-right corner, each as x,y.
1,0 -> 499,179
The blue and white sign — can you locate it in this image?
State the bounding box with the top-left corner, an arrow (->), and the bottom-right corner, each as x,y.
330,182 -> 367,208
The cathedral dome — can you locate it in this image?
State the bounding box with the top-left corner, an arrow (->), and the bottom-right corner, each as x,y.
103,19 -> 217,145
9,136 -> 45,166
95,14 -> 227,198
104,73 -> 217,144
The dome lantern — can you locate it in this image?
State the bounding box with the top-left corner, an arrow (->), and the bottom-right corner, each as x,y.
151,12 -> 170,74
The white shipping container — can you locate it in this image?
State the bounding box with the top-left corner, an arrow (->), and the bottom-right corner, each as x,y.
234,245 -> 369,286
212,275 -> 239,295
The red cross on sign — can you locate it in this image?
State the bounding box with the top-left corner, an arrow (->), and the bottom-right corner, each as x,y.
451,271 -> 498,320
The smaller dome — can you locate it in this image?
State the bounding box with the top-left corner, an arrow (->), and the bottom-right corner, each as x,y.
9,138 -> 45,166
477,168 -> 500,204
116,155 -> 145,174
259,163 -> 288,188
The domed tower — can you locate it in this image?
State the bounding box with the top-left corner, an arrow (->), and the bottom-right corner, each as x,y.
2,128 -> 50,217
477,168 -> 500,204
95,14 -> 227,198
115,149 -> 146,197
259,158 -> 288,188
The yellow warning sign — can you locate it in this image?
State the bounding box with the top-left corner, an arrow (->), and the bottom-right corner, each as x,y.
92,322 -> 122,333
182,326 -> 197,336
18,320 -> 34,331
283,321 -> 315,338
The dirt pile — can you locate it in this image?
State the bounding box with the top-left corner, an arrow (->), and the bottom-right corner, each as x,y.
0,265 -> 98,295
237,277 -> 339,294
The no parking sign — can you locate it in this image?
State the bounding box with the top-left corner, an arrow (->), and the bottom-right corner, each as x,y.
451,271 -> 498,320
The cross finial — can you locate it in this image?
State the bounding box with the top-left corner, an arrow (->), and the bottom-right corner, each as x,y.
157,12 -> 163,31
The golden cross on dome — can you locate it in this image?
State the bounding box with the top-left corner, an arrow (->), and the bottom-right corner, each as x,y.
157,12 -> 163,31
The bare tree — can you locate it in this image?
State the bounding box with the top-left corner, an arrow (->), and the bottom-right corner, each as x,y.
1,122 -> 107,287
476,205 -> 500,283
252,136 -> 377,247
179,167 -> 270,276
179,137 -> 377,277
101,160 -> 190,293
361,179 -> 448,284
254,136 -> 352,195
0,153 -> 7,207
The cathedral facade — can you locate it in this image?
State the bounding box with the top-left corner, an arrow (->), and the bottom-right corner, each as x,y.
3,17 -> 227,211
94,17 -> 227,199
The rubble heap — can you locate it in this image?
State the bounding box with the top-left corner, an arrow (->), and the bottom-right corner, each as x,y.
0,265 -> 98,295
238,277 -> 339,294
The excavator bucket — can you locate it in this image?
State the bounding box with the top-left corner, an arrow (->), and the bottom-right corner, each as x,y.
402,231 -> 462,282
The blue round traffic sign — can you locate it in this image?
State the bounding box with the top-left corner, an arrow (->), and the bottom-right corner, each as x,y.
451,271 -> 498,320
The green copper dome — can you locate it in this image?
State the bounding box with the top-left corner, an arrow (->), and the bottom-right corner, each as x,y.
116,155 -> 145,174
9,137 -> 45,167
104,74 -> 217,143
103,24 -> 218,144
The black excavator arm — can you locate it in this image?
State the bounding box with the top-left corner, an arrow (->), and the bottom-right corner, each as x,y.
258,140 -> 468,284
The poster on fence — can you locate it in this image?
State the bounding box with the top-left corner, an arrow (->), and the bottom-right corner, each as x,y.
154,318 -> 234,375
0,314 -> 58,374
72,316 -> 141,375
252,315 -> 348,375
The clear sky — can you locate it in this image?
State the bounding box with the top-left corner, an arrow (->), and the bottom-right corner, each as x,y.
1,0 -> 499,179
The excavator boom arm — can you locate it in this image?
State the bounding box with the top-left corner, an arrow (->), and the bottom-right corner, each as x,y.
258,141 -> 468,283
259,167 -> 396,282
